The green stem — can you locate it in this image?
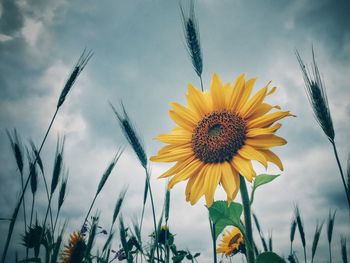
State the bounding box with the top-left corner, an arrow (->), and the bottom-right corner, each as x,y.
331,141 -> 350,208
53,207 -> 60,234
81,193 -> 98,232
146,168 -> 160,263
303,245 -> 307,263
1,108 -> 59,263
29,195 -> 35,228
20,171 -> 27,231
328,242 -> 332,263
139,174 -> 148,232
240,175 -> 255,263
199,75 -> 204,91
39,194 -> 53,245
209,218 -> 217,263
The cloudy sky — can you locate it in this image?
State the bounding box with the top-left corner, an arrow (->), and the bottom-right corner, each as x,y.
0,0 -> 349,262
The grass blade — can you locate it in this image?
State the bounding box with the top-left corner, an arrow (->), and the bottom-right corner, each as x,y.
341,236 -> 348,263
295,205 -> 307,263
96,148 -> 123,195
268,231 -> 273,252
253,213 -> 268,252
311,221 -> 323,263
112,187 -> 127,226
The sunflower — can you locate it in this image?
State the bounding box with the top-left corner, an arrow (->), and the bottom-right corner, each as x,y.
60,231 -> 86,263
217,227 -> 245,257
150,73 -> 293,206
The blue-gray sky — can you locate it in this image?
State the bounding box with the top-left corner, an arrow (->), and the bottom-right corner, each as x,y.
0,0 -> 349,262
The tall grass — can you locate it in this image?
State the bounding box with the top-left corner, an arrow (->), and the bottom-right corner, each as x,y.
1,49 -> 92,263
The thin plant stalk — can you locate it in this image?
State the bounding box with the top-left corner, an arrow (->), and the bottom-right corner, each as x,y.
40,194 -> 53,244
139,173 -> 150,232
331,142 -> 350,205
81,149 -> 123,231
145,168 -> 160,263
29,195 -> 35,228
1,107 -> 58,263
19,171 -> 27,232
199,75 -> 204,91
240,175 -> 255,263
81,194 -> 98,232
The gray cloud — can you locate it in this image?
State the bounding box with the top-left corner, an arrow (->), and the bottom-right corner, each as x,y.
0,0 -> 349,262
0,0 -> 23,36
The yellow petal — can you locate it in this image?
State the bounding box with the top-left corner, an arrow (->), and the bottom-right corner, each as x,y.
186,84 -> 212,117
232,155 -> 256,182
156,132 -> 191,144
157,143 -> 192,154
227,74 -> 246,111
246,123 -> 282,137
266,86 -> 277,96
168,159 -> 203,188
205,164 -> 222,207
247,103 -> 281,120
220,162 -> 239,200
150,147 -> 193,162
239,86 -> 268,118
260,149 -> 284,170
158,156 -> 196,178
210,73 -> 226,110
190,165 -> 210,205
238,145 -> 268,168
245,135 -> 287,149
171,102 -> 200,125
185,173 -> 198,202
169,110 -> 195,132
247,111 -> 293,129
236,77 -> 257,112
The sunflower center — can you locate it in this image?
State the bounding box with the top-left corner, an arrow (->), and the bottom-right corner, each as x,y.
228,233 -> 241,247
192,111 -> 246,163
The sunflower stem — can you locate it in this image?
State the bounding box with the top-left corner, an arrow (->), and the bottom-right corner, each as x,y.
330,141 -> 350,208
208,216 -> 217,263
240,175 -> 255,263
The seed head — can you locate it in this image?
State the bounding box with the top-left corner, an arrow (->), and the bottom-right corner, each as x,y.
296,48 -> 335,142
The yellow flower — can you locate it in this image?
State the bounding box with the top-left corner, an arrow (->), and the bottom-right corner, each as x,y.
217,227 -> 244,256
60,231 -> 86,263
151,73 -> 293,207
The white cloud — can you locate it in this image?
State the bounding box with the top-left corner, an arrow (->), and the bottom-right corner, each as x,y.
21,18 -> 43,46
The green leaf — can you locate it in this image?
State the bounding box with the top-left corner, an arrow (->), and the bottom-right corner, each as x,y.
251,174 -> 280,205
208,201 -> 243,239
253,174 -> 280,189
256,252 -> 286,263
